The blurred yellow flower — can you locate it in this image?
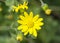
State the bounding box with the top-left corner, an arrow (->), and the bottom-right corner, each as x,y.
19,2 -> 28,9
0,7 -> 2,12
12,6 -> 19,12
45,9 -> 52,15
16,34 -> 23,41
12,2 -> 28,12
5,15 -> 13,20
17,12 -> 44,37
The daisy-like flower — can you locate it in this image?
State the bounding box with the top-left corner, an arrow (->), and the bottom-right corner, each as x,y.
12,2 -> 28,12
17,12 -> 44,37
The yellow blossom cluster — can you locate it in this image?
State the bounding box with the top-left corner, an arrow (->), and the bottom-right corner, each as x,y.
12,2 -> 28,12
14,1 -> 44,40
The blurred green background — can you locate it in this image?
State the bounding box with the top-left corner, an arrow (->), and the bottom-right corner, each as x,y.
0,0 -> 60,43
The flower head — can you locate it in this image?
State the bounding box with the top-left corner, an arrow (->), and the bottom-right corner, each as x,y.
17,12 -> 44,37
45,9 -> 52,15
12,6 -> 19,12
12,2 -> 28,12
19,2 -> 28,9
16,34 -> 23,41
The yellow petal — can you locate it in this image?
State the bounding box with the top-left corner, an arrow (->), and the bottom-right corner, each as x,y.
24,12 -> 28,17
34,23 -> 41,30
36,27 -> 41,30
38,18 -> 43,22
24,2 -> 28,5
34,26 -> 41,30
19,15 -> 25,20
35,22 -> 44,26
38,22 -> 44,26
33,15 -> 39,22
24,2 -> 26,5
28,28 -> 33,34
15,8 -> 19,12
17,25 -> 22,30
17,20 -> 25,24
33,29 -> 37,37
29,12 -> 33,18
35,18 -> 44,26
24,31 -> 28,36
25,6 -> 28,9
36,22 -> 44,26
21,26 -> 28,32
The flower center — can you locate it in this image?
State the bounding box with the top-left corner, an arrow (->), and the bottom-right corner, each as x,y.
27,22 -> 34,28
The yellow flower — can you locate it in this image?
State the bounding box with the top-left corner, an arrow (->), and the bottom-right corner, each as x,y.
12,2 -> 28,12
19,2 -> 28,9
12,6 -> 19,12
17,12 -> 44,37
45,9 -> 52,15
16,34 -> 23,41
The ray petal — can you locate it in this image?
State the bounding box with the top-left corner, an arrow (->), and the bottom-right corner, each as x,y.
29,12 -> 33,18
21,26 -> 28,32
19,15 -> 25,20
24,12 -> 28,17
33,15 -> 39,22
33,29 -> 37,37
37,18 -> 43,22
24,31 -> 28,36
17,20 -> 25,24
17,25 -> 23,30
29,28 -> 33,34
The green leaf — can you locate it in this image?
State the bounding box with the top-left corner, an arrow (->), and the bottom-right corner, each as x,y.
5,0 -> 15,6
